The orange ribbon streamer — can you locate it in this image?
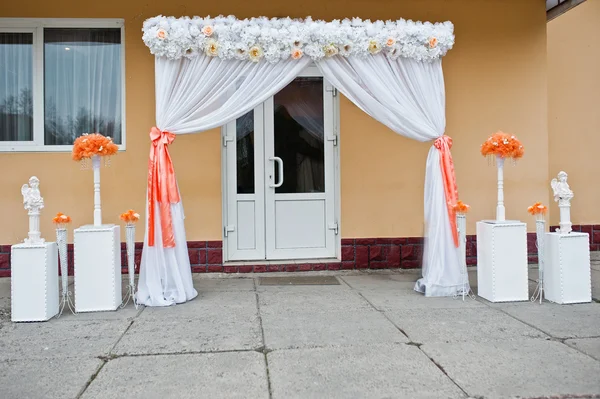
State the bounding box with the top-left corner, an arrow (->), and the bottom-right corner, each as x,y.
148,127 -> 180,247
434,135 -> 459,248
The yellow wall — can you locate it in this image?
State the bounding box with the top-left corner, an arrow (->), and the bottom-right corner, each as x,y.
548,0 -> 600,226
0,0 -> 548,244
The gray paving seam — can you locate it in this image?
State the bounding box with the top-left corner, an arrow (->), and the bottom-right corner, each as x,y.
337,276 -> 471,398
74,359 -> 107,399
253,278 -> 273,399
108,319 -> 135,356
474,299 -> 600,363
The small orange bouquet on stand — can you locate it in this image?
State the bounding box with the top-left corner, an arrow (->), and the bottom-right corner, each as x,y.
72,133 -> 118,228
120,209 -> 140,308
527,202 -> 547,303
453,200 -> 473,300
481,132 -> 524,222
52,212 -> 74,316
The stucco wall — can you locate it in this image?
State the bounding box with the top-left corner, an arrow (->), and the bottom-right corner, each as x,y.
547,0 -> 600,226
0,0 -> 548,244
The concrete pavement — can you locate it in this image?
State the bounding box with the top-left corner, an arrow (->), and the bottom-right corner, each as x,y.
0,265 -> 599,399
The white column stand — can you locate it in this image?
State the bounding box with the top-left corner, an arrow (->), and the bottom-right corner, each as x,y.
56,228 -> 75,316
120,224 -> 137,309
531,219 -> 546,304
456,214 -> 475,301
92,155 -> 102,227
496,156 -> 505,222
558,200 -> 572,234
27,209 -> 42,244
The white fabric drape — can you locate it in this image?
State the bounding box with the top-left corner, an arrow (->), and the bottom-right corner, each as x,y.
137,55 -> 311,306
316,54 -> 464,296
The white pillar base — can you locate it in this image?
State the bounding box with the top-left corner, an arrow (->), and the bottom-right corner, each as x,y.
476,220 -> 528,302
74,224 -> 121,312
11,242 -> 59,322
544,232 -> 591,304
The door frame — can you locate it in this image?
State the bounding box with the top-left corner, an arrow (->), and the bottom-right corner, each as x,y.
221,64 -> 342,263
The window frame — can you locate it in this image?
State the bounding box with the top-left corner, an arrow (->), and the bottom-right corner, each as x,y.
0,18 -> 126,152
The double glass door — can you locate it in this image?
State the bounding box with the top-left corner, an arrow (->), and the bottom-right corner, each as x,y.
223,72 -> 338,261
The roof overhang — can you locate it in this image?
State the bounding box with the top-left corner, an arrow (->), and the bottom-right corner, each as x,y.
546,0 -> 587,21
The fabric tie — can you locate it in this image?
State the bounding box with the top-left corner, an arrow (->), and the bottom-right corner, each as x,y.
434,135 -> 459,247
148,127 -> 180,247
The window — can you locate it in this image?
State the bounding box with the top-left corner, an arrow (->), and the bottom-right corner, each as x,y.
0,19 -> 124,151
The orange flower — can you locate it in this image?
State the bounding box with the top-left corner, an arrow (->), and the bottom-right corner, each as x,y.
480,131 -> 524,160
72,133 -> 118,161
453,200 -> 470,214
291,48 -> 303,60
202,25 -> 214,37
52,212 -> 71,227
386,37 -> 396,47
120,209 -> 140,224
429,37 -> 438,48
157,29 -> 167,40
527,202 -> 547,216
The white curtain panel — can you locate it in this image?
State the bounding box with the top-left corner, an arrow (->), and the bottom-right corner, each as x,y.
137,54 -> 311,306
317,55 -> 464,296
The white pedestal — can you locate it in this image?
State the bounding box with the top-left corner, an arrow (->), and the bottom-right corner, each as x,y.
74,225 -> 121,312
544,232 -> 591,304
476,221 -> 528,302
11,242 -> 59,322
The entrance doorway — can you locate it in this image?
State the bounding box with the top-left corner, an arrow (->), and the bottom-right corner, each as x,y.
222,66 -> 340,262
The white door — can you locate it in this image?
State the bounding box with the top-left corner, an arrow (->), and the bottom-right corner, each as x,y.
223,68 -> 339,262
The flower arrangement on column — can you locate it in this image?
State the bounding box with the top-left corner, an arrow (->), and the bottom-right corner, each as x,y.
120,209 -> 140,308
528,202 -> 547,304
72,133 -> 118,226
480,132 -> 524,221
53,212 -> 74,316
453,201 -> 474,300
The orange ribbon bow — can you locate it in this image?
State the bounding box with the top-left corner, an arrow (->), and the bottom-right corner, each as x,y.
434,135 -> 459,247
148,127 -> 180,247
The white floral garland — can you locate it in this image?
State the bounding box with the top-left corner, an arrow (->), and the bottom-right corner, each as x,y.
142,15 -> 454,63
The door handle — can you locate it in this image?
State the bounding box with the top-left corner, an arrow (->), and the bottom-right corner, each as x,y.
269,156 -> 284,188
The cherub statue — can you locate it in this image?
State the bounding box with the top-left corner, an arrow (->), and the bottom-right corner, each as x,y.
551,171 -> 574,203
22,176 -> 44,212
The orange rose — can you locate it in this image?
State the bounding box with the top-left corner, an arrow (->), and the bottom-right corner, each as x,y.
291,48 -> 303,60
157,29 -> 167,40
386,37 -> 396,47
429,37 -> 438,49
202,25 -> 214,37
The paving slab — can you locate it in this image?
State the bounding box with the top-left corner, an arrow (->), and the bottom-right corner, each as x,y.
262,309 -> 407,350
268,344 -> 466,399
359,289 -> 486,310
565,337 -> 600,361
258,289 -> 371,314
386,307 -> 548,344
82,352 -> 268,399
421,339 -> 600,399
340,275 -> 417,291
192,277 -> 255,292
0,278 -> 10,298
499,302 -> 600,338
592,269 -> 599,301
56,302 -> 143,321
141,290 -> 258,319
0,357 -> 102,399
0,319 -> 130,360
113,307 -> 262,355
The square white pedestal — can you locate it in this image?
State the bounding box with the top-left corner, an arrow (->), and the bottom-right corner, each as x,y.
544,232 -> 591,304
476,221 -> 528,302
74,225 -> 121,312
11,242 -> 59,322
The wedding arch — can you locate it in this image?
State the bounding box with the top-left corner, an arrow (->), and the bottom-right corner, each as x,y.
137,15 -> 464,306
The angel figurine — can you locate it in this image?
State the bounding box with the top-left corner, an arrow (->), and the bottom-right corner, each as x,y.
21,176 -> 45,244
551,171 -> 573,234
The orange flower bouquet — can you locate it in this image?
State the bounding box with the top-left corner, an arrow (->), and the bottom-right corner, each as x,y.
121,209 -> 140,307
52,212 -> 71,229
480,132 -> 524,162
453,200 -> 470,215
527,202 -> 548,222
481,132 -> 524,221
72,133 -> 118,227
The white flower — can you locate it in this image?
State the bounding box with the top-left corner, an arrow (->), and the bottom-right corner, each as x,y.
205,39 -> 219,56
60,215 -> 68,220
368,40 -> 382,54
324,44 -> 338,57
248,46 -> 263,62
99,146 -> 104,151
133,213 -> 140,218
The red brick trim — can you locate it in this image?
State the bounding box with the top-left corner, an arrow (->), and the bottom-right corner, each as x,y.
0,225 -> 598,276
